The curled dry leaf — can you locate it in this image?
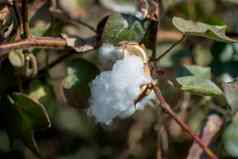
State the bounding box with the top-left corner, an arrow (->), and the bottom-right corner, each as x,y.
61,34 -> 98,53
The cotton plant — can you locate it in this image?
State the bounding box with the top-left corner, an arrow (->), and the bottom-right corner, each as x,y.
88,43 -> 155,125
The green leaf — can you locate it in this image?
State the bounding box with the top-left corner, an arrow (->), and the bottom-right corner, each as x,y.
176,77 -> 223,96
102,13 -> 149,44
176,65 -> 223,96
21,130 -> 41,158
27,80 -> 58,119
177,65 -> 211,79
1,93 -> 51,158
172,16 -> 238,43
11,93 -> 51,130
63,58 -> 100,108
223,81 -> 238,113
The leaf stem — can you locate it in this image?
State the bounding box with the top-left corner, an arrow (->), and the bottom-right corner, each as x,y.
151,34 -> 186,62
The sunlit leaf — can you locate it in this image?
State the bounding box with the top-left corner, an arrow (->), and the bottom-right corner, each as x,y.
176,65 -> 223,96
176,77 -> 223,96
176,65 -> 211,79
172,16 -> 237,42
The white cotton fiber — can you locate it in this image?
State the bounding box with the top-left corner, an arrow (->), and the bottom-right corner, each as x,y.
89,55 -> 153,125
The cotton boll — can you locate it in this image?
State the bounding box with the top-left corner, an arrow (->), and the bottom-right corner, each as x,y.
89,55 -> 153,125
98,43 -> 123,69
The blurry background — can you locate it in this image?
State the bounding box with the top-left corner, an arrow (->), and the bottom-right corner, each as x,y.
1,0 -> 238,159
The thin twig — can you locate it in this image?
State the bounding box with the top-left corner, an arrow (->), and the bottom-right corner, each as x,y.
152,34 -> 186,62
0,36 -> 98,56
152,84 -> 219,159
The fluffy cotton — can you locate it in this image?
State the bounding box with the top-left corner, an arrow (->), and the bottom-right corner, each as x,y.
89,55 -> 153,125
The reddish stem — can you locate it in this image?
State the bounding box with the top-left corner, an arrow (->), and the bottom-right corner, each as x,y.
152,84 -> 219,159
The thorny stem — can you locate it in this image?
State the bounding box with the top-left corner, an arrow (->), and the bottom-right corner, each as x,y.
151,34 -> 186,62
152,84 -> 219,159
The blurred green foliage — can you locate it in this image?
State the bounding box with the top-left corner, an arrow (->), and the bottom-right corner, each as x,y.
1,0 -> 238,159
